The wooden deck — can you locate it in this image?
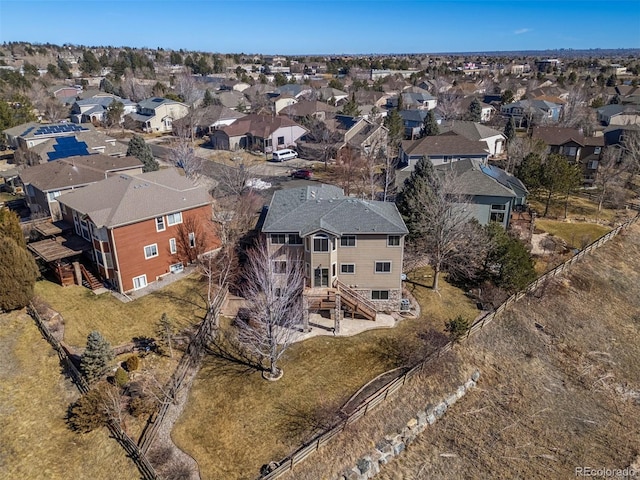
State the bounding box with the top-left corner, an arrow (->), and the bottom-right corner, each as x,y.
28,235 -> 92,262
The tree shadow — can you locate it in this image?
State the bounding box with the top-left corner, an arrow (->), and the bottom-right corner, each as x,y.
274,400 -> 344,440
201,329 -> 264,377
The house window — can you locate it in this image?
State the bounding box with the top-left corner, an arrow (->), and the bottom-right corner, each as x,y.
144,244 -> 159,259
288,234 -> 303,245
387,235 -> 401,247
47,190 -> 62,201
133,275 -> 147,290
271,234 -> 286,244
188,232 -> 196,248
594,147 -> 601,154
277,136 -> 285,146
340,235 -> 356,247
588,161 -> 599,170
490,204 -> 506,223
170,263 -> 184,273
375,261 -> 391,273
313,234 -> 329,252
169,238 -> 177,254
265,138 -> 272,147
341,263 -> 355,274
566,146 -> 577,157
166,212 -> 183,226
156,216 -> 166,232
273,260 -> 287,273
371,290 -> 389,300
332,263 -> 336,277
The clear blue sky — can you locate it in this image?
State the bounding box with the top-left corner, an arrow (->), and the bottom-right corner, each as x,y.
1,0 -> 639,55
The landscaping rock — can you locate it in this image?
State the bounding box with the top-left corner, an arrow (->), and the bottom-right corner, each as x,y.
375,439 -> 393,455
378,453 -> 393,465
434,401 -> 448,418
427,412 -> 437,424
392,440 -> 406,455
471,370 -> 481,382
417,411 -> 427,427
445,394 -> 458,407
456,385 -> 466,399
464,379 -> 476,390
357,457 -> 372,475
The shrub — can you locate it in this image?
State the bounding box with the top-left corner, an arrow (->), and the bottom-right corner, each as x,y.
114,367 -> 129,387
125,354 -> 140,372
129,396 -> 157,418
445,315 -> 470,344
67,382 -> 113,433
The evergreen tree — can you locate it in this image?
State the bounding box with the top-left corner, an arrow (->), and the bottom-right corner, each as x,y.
468,98 -> 482,122
503,117 -> 516,143
169,51 -> 183,66
0,207 -> 25,247
422,109 -> 440,137
79,50 -> 101,76
516,152 -> 543,193
340,93 -> 361,117
126,135 -> 158,172
105,101 -> 124,128
484,222 -> 536,292
80,331 -> 114,383
396,158 -> 436,241
202,89 -> 215,107
539,154 -> 581,217
384,108 -> 405,152
0,237 -> 39,311
396,93 -> 404,111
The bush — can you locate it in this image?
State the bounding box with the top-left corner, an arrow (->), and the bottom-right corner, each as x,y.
129,396 -> 157,418
67,383 -> 112,433
114,367 -> 129,387
445,315 -> 470,344
125,354 -> 140,372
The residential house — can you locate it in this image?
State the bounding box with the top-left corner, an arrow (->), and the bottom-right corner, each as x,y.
70,94 -> 137,124
173,105 -> 246,136
353,90 -> 388,109
127,97 -> 190,133
215,90 -> 251,112
3,122 -> 126,164
399,132 -> 489,168
262,184 -> 408,314
272,84 -> 312,99
459,97 -> 495,123
326,115 -> 389,156
56,168 -> 219,293
279,100 -> 338,122
397,158 -> 527,229
596,104 -> 640,126
387,87 -> 437,110
440,121 -> 506,157
19,154 -> 143,220
399,110 -> 429,139
500,99 -> 562,127
603,124 -> 640,146
210,114 -> 307,153
272,95 -> 298,115
531,126 -> 604,185
316,87 -> 349,104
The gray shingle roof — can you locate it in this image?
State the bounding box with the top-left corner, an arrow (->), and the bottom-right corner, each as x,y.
263,184 -> 408,236
19,155 -> 142,191
433,159 -> 521,198
401,132 -> 489,157
57,168 -> 211,228
441,121 -> 504,142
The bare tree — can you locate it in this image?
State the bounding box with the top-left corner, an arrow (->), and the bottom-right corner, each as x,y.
42,98 -> 69,123
593,146 -> 631,218
121,70 -> 149,102
621,130 -> 640,173
213,162 -> 257,196
175,215 -> 213,265
436,91 -> 462,121
234,241 -> 305,380
505,136 -> 547,174
559,85 -> 589,128
169,138 -> 201,180
397,161 -> 489,290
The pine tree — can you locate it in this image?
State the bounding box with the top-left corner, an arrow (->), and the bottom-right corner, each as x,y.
80,331 -> 114,383
0,207 -> 25,247
384,109 -> 405,154
0,237 -> 39,311
468,98 -> 482,122
340,93 -> 361,117
503,117 -> 516,143
422,110 -> 440,137
396,158 -> 436,241
202,89 -> 215,107
126,134 -> 158,172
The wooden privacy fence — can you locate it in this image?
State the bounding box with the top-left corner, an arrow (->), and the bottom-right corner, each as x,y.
28,305 -> 158,480
138,286 -> 227,454
258,214 -> 639,480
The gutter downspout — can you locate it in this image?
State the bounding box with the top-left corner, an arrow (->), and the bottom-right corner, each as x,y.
109,227 -> 124,294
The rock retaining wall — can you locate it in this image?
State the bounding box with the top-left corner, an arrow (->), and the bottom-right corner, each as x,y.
336,370 -> 480,480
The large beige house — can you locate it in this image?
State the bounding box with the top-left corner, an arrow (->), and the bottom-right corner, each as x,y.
262,184 -> 408,323
128,97 -> 190,133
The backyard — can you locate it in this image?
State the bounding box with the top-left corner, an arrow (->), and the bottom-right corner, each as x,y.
172,267 -> 478,480
0,310 -> 139,480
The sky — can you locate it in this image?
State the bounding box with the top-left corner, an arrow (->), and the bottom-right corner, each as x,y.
1,0 -> 639,55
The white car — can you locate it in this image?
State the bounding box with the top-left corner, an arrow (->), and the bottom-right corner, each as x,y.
272,149 -> 298,162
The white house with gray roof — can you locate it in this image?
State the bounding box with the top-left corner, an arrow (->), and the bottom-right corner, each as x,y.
262,184 -> 408,314
127,97 -> 190,133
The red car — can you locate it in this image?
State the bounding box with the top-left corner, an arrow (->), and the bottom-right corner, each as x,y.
290,169 -> 313,179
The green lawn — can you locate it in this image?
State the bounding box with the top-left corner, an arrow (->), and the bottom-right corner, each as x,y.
173,268 -> 477,480
0,310 -> 139,480
34,274 -> 207,347
535,219 -> 612,249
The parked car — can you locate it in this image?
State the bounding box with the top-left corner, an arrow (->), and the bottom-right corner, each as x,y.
290,169 -> 313,179
272,148 -> 298,162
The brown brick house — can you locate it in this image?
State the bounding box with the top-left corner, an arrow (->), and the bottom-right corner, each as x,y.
57,168 -> 219,293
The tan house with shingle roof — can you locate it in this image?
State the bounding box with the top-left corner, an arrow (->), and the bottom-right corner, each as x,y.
57,168 -> 219,293
399,132 -> 489,167
20,154 -> 143,221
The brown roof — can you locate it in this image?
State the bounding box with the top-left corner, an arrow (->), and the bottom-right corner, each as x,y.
220,114 -> 306,138
531,127 -> 604,147
402,132 -> 489,157
279,100 -> 337,117
19,155 -> 143,192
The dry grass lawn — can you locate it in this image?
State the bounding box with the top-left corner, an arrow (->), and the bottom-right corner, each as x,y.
375,222 -> 640,479
34,274 -> 207,347
535,219 -> 612,249
172,272 -> 478,480
528,195 -> 630,224
0,310 -> 139,480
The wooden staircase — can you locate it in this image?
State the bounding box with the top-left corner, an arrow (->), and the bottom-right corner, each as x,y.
333,280 -> 377,321
305,282 -> 377,321
80,264 -> 103,291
